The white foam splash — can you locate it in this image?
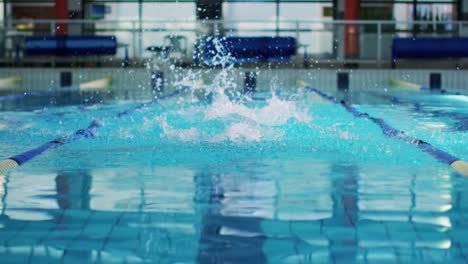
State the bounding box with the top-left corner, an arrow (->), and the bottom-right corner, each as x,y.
146,37 -> 314,144
147,83 -> 313,143
152,92 -> 310,143
204,93 -> 311,126
117,127 -> 136,140
212,123 -> 262,142
159,116 -> 200,142
214,122 -> 286,143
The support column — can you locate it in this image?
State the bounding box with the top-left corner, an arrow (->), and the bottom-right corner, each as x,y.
139,0 -> 142,58
275,0 -> 280,36
195,0 -> 223,64
333,0 -> 344,60
458,0 -> 468,36
196,0 -> 223,35
412,0 -> 418,36
68,0 -> 84,35
344,0 -> 359,58
196,0 -> 223,21
333,0 -> 359,60
460,0 -> 468,20
55,0 -> 68,35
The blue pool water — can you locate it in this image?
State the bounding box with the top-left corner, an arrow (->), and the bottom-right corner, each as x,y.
0,84 -> 467,263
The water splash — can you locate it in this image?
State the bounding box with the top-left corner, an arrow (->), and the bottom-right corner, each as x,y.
159,116 -> 201,142
205,93 -> 311,126
140,35 -> 314,143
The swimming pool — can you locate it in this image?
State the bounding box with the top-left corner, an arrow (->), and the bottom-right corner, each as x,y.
0,78 -> 467,263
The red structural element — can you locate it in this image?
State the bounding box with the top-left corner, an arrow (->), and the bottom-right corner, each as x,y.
55,0 -> 68,35
344,0 -> 359,58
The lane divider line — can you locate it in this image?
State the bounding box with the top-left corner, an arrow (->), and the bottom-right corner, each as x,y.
302,83 -> 468,176
0,86 -> 191,174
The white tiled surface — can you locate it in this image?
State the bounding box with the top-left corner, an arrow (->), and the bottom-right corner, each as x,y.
1,68 -> 467,95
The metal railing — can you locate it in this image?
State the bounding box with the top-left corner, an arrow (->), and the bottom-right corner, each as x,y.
0,19 -> 466,66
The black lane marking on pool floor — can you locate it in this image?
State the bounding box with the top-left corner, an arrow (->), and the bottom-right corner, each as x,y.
195,172 -> 268,263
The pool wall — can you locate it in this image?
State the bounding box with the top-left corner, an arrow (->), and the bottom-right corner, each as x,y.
1,68 -> 467,97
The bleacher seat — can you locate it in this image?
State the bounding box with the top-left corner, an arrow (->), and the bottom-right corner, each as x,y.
23,35 -> 117,56
200,36 -> 297,65
392,37 -> 468,65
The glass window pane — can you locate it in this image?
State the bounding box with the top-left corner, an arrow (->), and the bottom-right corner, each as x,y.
142,2 -> 196,20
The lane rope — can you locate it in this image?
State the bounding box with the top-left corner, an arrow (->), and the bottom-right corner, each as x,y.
0,86 -> 191,174
388,77 -> 430,91
388,77 -> 466,96
0,76 -> 112,102
0,76 -> 21,90
301,83 -> 468,176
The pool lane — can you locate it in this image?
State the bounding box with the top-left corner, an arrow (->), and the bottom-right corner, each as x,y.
350,92 -> 468,167
361,91 -> 468,132
306,87 -> 467,176
0,86 -> 191,175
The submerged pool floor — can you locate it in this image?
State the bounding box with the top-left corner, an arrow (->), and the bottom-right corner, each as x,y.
0,87 -> 467,263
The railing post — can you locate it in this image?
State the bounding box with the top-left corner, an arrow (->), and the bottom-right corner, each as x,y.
132,21 -> 137,60
377,22 -> 382,67
214,20 -> 219,34
138,21 -> 143,60
458,21 -> 463,37
295,21 -> 300,66
50,21 -> 56,35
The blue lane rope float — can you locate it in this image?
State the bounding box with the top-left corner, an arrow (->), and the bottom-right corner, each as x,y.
388,77 -> 466,96
0,76 -> 112,102
388,77 -> 430,91
301,84 -> 468,176
0,76 -> 21,90
0,86 -> 191,174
